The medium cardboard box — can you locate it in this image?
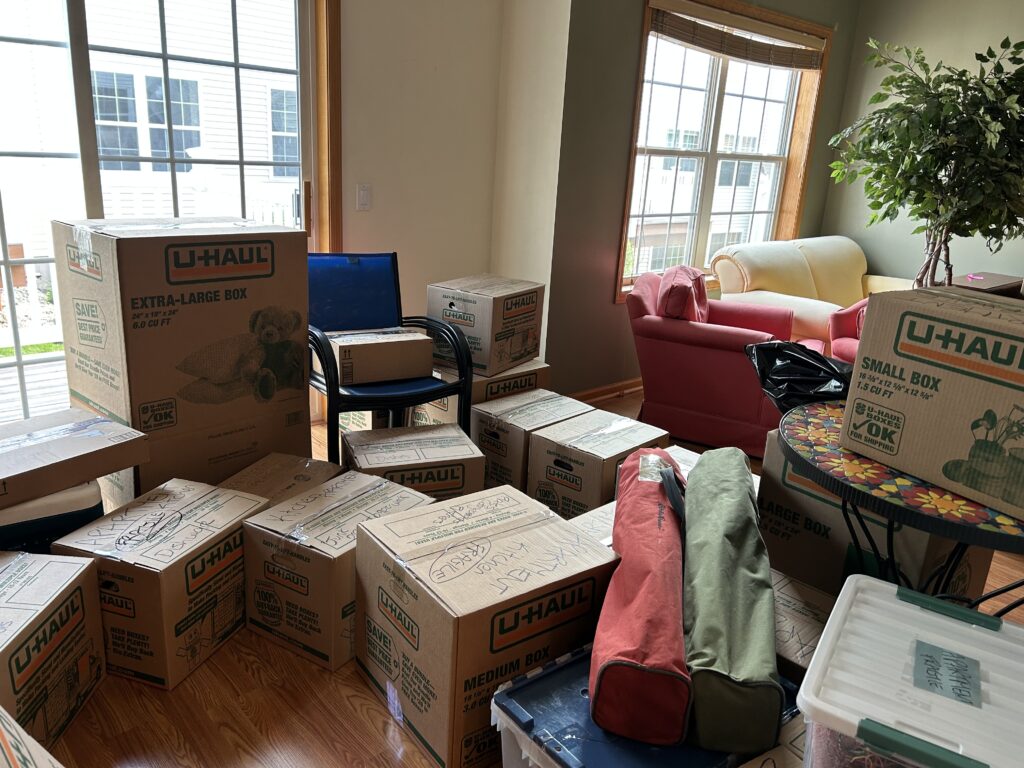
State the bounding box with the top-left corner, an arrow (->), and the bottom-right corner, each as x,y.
243,471 -> 432,669
52,479 -> 266,689
0,552 -> 104,748
471,390 -> 592,490
527,410 -> 669,518
343,424 -> 485,500
0,408 -> 147,511
219,453 -> 342,510
355,486 -> 617,768
760,429 -> 992,597
339,410 -> 391,432
841,287 -> 1024,519
427,274 -> 545,377
739,715 -> 805,768
0,703 -> 66,767
321,329 -> 433,385
53,218 -> 311,500
410,360 -> 552,426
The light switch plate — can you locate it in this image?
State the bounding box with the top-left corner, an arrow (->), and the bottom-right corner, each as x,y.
356,183 -> 372,211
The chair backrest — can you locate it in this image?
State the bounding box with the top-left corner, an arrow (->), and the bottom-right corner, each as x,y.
711,240 -> 818,299
793,236 -> 868,308
308,252 -> 402,331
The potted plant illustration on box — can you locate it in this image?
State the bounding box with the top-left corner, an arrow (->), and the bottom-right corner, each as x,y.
943,406 -> 1024,504
829,38 -> 1024,288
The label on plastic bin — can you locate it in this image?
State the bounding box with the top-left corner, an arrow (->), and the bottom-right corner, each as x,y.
912,640 -> 982,708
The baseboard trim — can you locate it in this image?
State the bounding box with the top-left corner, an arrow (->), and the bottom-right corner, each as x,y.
571,377 -> 643,405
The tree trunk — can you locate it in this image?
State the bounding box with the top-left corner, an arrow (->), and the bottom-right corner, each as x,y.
913,225 -> 953,288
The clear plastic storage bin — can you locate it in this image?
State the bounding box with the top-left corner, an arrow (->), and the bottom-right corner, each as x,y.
798,575 -> 1024,768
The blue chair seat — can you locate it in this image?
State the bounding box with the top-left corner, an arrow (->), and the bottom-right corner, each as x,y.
339,376 -> 459,400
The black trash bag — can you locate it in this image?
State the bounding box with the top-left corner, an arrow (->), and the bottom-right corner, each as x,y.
745,341 -> 852,412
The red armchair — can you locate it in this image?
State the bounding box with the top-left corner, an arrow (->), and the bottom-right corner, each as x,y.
627,271 -> 795,457
828,297 -> 869,364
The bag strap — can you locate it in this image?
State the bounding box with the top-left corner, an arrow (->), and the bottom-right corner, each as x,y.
660,466 -> 686,526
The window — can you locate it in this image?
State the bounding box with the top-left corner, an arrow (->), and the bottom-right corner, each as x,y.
271,89 -> 299,178
617,1 -> 829,296
92,71 -> 139,170
146,77 -> 201,171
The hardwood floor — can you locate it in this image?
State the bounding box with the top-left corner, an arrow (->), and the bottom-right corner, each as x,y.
50,391 -> 1024,767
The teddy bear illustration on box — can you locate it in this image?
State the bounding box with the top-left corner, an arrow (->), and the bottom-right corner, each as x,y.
176,305 -> 305,404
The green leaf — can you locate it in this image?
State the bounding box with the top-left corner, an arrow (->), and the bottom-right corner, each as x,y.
987,46 -> 997,58
868,92 -> 890,104
976,52 -> 989,63
1001,36 -> 1011,50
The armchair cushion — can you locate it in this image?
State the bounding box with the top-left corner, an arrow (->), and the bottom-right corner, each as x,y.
707,300 -> 792,340
719,291 -> 840,343
711,241 -> 817,298
657,266 -> 709,322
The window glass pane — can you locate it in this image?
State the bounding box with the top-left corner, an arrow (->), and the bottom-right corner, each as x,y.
168,61 -> 239,161
767,68 -> 791,101
26,361 -> 70,417
760,101 -> 787,155
682,49 -> 712,89
738,98 -> 766,152
244,165 -> 301,228
743,63 -> 770,98
85,0 -> 162,53
671,158 -> 701,215
645,84 -> 680,149
717,94 -> 741,152
176,163 -> 242,217
629,156 -> 650,217
1,0 -> 67,42
635,83 -> 652,148
101,162 -> 175,217
240,70 -> 299,162
677,89 -> 708,150
0,43 -> 79,154
651,35 -> 684,84
724,61 -> 746,95
15,263 -> 64,362
0,368 -> 21,424
718,161 -> 735,187
754,162 -> 781,210
165,0 -> 234,62
237,0 -> 297,70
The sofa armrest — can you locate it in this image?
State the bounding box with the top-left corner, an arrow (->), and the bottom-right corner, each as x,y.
631,315 -> 775,353
863,274 -> 912,294
828,298 -> 868,343
707,300 -> 793,340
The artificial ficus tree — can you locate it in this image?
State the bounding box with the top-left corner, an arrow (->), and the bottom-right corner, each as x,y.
829,37 -> 1024,287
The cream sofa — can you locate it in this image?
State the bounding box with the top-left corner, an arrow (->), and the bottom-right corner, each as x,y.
710,236 -> 910,346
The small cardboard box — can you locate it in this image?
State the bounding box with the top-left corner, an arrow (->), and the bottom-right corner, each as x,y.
343,424 -> 485,500
243,471 -> 432,669
760,429 -> 992,596
53,218 -> 311,500
410,360 -> 552,426
0,408 -> 147,511
0,703 -> 66,767
52,479 -> 266,690
527,410 -> 669,518
841,287 -> 1024,519
471,390 -> 593,490
0,552 -> 104,748
321,329 -> 433,385
219,453 -> 342,510
427,274 -> 545,377
355,486 -> 617,768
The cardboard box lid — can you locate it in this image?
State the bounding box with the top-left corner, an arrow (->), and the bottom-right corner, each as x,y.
433,358 -> 551,385
429,274 -> 544,297
473,389 -> 591,431
0,408 -> 148,510
246,471 -> 432,557
53,479 -> 266,569
344,424 -> 483,469
359,485 -> 616,616
218,453 -> 342,508
324,329 -> 429,346
0,552 -> 94,650
53,217 -> 302,239
532,410 -> 668,460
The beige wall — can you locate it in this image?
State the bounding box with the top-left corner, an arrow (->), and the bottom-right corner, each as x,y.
489,0 -> 572,358
822,0 -> 1024,280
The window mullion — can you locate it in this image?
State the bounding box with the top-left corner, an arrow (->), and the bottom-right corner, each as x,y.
156,0 -> 180,216
694,57 -> 728,267
230,0 -> 247,218
67,0 -> 103,217
0,191 -> 30,419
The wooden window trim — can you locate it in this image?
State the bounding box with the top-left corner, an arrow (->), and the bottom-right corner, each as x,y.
313,0 -> 343,250
613,0 -> 832,304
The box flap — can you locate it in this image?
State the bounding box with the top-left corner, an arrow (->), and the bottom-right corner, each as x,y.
345,424 -> 483,470
0,552 -> 92,648
53,217 -> 301,238
473,390 -> 591,430
532,410 -> 668,460
52,479 -> 266,569
359,485 -> 616,616
218,453 -> 341,508
247,470 -> 432,556
430,274 -> 543,296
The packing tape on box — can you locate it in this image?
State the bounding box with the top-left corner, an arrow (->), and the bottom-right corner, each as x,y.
0,552 -> 31,577
276,478 -> 394,545
0,416 -> 109,454
569,417 -> 643,449
386,680 -> 405,723
484,392 -> 566,421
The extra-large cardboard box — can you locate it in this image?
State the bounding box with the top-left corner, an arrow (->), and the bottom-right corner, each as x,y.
355,486 -> 617,768
343,424 -> 484,500
243,471 -> 432,669
0,553 -> 104,748
471,390 -> 593,490
527,410 -> 669,518
321,329 -> 433,385
0,703 -> 66,767
52,479 -> 266,689
760,429 -> 992,597
410,360 -> 552,426
219,452 -> 341,511
0,408 -> 147,511
427,275 -> 545,377
841,287 -> 1024,519
53,218 -> 311,504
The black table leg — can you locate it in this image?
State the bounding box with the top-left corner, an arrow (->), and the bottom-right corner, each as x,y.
840,499 -> 866,575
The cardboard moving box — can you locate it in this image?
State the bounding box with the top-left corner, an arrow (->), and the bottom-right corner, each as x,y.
527,410 -> 669,518
320,329 -> 433,385
760,429 -> 992,597
841,287 -> 1024,519
52,479 -> 266,689
471,389 -> 592,490
356,485 -> 617,768
0,408 -> 147,511
244,471 -> 432,669
219,453 -> 342,510
343,424 -> 484,500
0,703 -> 66,767
53,218 -> 310,503
0,552 -> 104,748
339,410 -> 391,433
410,360 -> 552,426
427,274 -> 545,377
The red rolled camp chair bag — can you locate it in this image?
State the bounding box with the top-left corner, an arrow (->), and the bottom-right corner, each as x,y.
588,447 -> 690,745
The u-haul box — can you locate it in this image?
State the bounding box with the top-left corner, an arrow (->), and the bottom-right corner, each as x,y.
410,360 -> 552,426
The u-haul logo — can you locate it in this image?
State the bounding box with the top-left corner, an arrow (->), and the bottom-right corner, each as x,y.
165,240 -> 275,285
264,561 -> 308,595
442,308 -> 475,326
186,530 -> 244,595
895,311 -> 1024,390
10,588 -> 84,693
490,579 -> 595,652
502,292 -> 537,319
100,591 -> 136,618
378,587 -> 419,649
66,245 -> 102,281
479,432 -> 506,457
385,464 -> 464,495
546,465 -> 582,492
486,373 -> 537,400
